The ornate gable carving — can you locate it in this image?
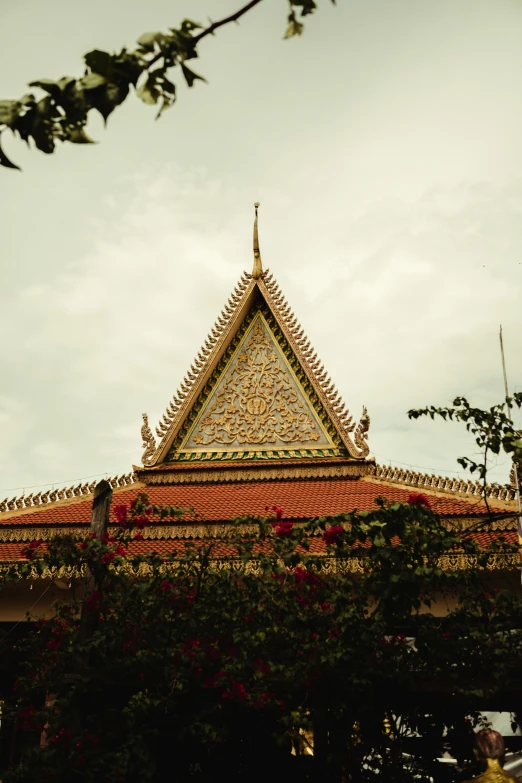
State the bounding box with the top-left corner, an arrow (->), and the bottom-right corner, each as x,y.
176,311 -> 335,459
141,267 -> 372,466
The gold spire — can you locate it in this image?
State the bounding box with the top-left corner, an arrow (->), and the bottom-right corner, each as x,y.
252,202 -> 263,279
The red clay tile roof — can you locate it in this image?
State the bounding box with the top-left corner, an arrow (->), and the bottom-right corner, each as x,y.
0,477 -> 495,528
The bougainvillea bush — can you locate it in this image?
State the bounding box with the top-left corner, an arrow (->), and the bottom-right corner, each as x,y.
2,491 -> 522,783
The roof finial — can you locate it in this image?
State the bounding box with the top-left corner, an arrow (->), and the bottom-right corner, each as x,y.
252,202 -> 263,279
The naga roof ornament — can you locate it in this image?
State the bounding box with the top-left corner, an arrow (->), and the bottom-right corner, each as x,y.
141,205 -> 371,467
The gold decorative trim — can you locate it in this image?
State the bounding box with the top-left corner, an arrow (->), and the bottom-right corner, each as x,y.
141,413 -> 156,465
0,524 -> 256,542
260,273 -> 369,459
0,472 -> 138,517
145,272 -> 255,465
1,553 -> 518,580
142,461 -> 372,485
0,510 -> 517,544
371,464 -> 518,504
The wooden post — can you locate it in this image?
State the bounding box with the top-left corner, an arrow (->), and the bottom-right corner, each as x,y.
90,479 -> 112,541
63,480 -> 113,736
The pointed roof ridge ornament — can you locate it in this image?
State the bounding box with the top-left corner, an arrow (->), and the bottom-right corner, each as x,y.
252,202 -> 263,279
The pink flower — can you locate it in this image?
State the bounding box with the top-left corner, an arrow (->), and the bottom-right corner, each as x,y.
323,525 -> 344,545
407,493 -> 431,508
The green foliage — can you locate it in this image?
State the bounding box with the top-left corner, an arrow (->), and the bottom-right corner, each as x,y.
0,0 -> 335,170
2,491 -> 521,782
409,395 -> 522,514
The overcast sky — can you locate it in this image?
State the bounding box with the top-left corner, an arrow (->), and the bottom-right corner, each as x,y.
0,0 -> 521,496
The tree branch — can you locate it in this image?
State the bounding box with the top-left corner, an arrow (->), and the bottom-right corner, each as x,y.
193,0 -> 266,44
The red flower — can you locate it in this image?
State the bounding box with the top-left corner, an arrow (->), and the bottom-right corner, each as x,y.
133,532 -> 144,541
85,590 -> 101,613
443,631 -> 451,640
293,567 -> 322,586
267,505 -> 283,521
115,545 -> 126,558
51,728 -> 73,744
407,493 -> 431,508
323,525 -> 344,545
21,540 -> 42,560
101,552 -> 115,564
134,515 -> 149,530
274,521 -> 293,537
222,681 -> 247,701
114,504 -> 128,525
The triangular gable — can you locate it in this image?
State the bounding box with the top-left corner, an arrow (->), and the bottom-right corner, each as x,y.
167,307 -> 339,462
141,272 -> 371,466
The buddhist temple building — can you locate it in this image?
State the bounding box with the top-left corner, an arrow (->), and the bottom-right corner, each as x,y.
0,205 -> 520,620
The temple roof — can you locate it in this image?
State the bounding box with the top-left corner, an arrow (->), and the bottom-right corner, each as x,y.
0,206 -> 518,567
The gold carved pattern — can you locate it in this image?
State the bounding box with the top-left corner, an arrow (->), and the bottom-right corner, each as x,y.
141,461 -> 371,485
2,553 -> 518,579
148,269 -> 373,466
168,305 -> 344,463
141,413 -> 157,467
0,515 -> 517,546
372,464 -> 518,504
191,319 -> 323,448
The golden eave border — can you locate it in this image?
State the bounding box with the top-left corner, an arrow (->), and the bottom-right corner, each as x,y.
1,552 -> 519,580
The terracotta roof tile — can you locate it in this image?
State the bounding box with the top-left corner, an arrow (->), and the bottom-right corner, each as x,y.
0,477 -> 496,528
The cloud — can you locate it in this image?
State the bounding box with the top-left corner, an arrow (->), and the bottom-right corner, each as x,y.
0,168 -> 520,492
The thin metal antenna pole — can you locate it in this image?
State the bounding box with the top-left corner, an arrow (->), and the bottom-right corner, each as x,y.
499,325 -> 522,582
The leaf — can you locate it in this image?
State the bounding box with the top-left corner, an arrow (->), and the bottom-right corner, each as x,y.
0,135 -> 21,170
180,63 -> 206,88
137,32 -> 164,49
92,82 -> 129,123
67,127 -> 96,144
0,100 -> 20,127
284,11 -> 304,38
80,73 -> 107,91
179,19 -> 203,35
136,76 -> 160,105
55,77 -> 77,96
84,50 -> 113,76
284,18 -> 304,38
155,94 -> 175,120
28,79 -> 61,97
31,124 -> 55,154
